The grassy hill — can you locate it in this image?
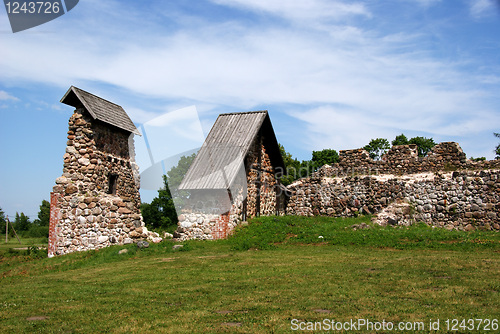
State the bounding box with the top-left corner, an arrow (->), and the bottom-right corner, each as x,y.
1,216 -> 499,333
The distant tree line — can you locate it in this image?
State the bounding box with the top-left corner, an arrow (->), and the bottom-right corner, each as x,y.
0,200 -> 50,240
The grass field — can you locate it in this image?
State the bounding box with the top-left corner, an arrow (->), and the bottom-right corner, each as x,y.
0,216 -> 499,333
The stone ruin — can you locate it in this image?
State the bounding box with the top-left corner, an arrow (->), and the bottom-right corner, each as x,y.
48,87 -> 499,251
287,142 -> 500,231
48,86 -> 160,257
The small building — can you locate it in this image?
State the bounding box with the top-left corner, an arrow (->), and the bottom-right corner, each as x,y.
175,110 -> 286,240
48,86 -> 149,257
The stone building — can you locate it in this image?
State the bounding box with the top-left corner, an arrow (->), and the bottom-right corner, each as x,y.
175,111 -> 286,240
48,86 -> 150,257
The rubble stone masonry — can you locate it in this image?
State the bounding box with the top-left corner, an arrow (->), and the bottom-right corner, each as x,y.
287,142 -> 500,231
49,108 -> 148,256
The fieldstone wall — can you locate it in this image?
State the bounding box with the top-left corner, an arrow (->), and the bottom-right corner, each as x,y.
49,108 -> 152,257
246,136 -> 279,217
287,142 -> 500,231
319,142 -> 491,178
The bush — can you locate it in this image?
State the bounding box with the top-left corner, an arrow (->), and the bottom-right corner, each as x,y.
27,225 -> 49,238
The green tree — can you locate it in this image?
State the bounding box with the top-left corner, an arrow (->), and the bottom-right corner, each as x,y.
33,200 -> 50,226
495,133 -> 500,159
279,144 -> 301,186
0,207 -> 6,235
312,149 -> 339,167
141,154 -> 196,231
166,153 -> 196,191
364,138 -> 390,160
14,212 -> 30,232
141,175 -> 178,230
408,136 -> 436,157
392,134 -> 409,146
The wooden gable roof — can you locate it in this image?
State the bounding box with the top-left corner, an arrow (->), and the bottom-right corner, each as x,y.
61,86 -> 140,135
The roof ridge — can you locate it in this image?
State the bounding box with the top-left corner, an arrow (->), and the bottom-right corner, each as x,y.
219,110 -> 268,116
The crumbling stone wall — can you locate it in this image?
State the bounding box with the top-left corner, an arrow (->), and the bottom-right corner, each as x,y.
319,142 -> 483,178
287,142 -> 500,231
49,108 -> 149,256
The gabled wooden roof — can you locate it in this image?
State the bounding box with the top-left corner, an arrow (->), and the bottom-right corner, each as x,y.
179,111 -> 284,190
61,86 -> 140,135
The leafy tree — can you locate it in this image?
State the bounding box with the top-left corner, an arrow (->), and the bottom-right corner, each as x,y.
312,149 -> 339,167
0,207 -> 6,235
141,175 -> 178,230
33,200 -> 50,226
279,144 -> 301,186
14,212 -> 30,232
279,145 -> 341,185
141,154 -> 196,231
408,136 -> 436,157
392,134 -> 409,146
495,133 -> 500,159
166,153 -> 196,191
364,138 -> 390,160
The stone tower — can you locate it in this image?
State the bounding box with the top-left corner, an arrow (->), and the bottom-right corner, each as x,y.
48,86 -> 149,257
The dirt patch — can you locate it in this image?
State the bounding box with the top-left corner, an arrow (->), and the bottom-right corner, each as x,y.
222,322 -> 242,327
26,316 -> 49,321
313,309 -> 331,313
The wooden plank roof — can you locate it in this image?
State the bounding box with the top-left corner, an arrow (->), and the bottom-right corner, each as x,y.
179,110 -> 284,190
60,86 -> 140,135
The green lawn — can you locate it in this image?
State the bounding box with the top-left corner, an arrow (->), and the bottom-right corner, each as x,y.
0,216 -> 498,333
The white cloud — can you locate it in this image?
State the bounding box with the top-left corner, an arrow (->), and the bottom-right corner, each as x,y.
0,90 -> 19,102
469,0 -> 496,18
0,0 -> 498,157
210,0 -> 370,22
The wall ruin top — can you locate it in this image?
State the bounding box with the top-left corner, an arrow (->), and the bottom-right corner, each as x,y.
317,142 -> 499,178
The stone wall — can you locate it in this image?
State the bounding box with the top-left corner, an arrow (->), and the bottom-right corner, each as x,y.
49,108 -> 152,257
246,135 -> 279,217
286,142 -> 500,231
318,142 -> 496,178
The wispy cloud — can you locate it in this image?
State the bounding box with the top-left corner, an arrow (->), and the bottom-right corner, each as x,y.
469,0 -> 496,18
209,0 -> 370,22
0,90 -> 19,102
0,0 -> 498,156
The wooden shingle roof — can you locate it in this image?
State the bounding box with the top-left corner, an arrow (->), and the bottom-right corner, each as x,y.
179,111 -> 284,190
61,86 -> 140,135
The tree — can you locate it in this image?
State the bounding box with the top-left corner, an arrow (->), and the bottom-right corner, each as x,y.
0,207 -> 6,235
364,138 -> 390,160
141,154 -> 196,231
408,136 -> 436,157
279,144 -> 301,186
166,153 -> 196,191
392,134 -> 409,146
495,133 -> 500,159
312,149 -> 339,168
33,200 -> 50,226
14,212 -> 30,232
141,175 -> 178,230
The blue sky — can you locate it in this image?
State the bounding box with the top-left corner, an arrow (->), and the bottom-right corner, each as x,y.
1,0 -> 500,218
